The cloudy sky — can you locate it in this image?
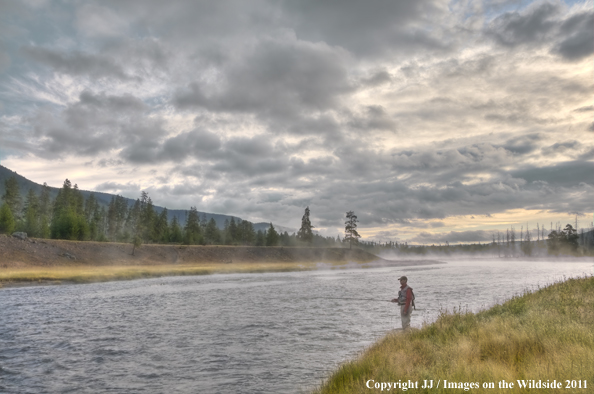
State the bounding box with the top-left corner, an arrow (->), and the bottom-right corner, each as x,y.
0,0 -> 592,243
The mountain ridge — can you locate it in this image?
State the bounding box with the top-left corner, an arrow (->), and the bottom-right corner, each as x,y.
0,165 -> 294,233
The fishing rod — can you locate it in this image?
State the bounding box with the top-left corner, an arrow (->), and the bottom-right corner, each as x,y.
306,297 -> 393,302
303,297 -> 427,310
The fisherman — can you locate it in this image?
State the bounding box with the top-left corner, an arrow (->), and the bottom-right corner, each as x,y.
391,275 -> 414,330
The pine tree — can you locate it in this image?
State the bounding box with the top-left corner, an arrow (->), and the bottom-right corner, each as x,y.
226,217 -> 238,245
266,223 -> 279,246
0,203 -> 16,234
297,206 -> 314,243
22,188 -> 39,237
184,207 -> 201,244
142,196 -> 156,242
344,211 -> 361,249
205,218 -> 221,244
51,179 -> 88,240
169,216 -> 183,243
255,230 -> 265,246
238,220 -> 256,245
155,208 -> 170,243
126,199 -> 142,243
38,183 -> 51,238
2,176 -> 21,221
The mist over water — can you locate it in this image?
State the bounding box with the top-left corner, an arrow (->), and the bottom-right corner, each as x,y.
1,259 -> 592,393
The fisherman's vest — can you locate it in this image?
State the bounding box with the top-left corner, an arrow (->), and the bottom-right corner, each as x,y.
398,285 -> 412,305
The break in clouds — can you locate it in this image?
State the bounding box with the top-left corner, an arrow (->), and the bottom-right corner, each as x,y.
0,0 -> 592,242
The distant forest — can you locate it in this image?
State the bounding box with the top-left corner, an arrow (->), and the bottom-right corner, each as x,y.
1,175 -> 593,256
0,177 -> 340,247
359,224 -> 594,257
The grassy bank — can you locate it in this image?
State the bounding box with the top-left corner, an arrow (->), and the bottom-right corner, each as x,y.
0,261 -> 321,287
0,236 -> 441,287
315,276 -> 594,394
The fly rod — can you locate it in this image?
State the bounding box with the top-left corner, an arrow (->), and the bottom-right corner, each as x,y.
303,296 -> 426,310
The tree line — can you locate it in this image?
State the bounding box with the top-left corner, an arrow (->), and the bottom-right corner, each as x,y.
0,177 -> 362,249
354,223 -> 593,257
5,175 -> 586,256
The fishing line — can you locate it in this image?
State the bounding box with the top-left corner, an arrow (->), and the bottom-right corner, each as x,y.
302,296 -> 426,310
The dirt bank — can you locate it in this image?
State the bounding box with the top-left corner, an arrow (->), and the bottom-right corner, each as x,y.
0,235 -> 440,268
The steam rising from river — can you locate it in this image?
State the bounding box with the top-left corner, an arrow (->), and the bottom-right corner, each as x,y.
1,258 -> 592,393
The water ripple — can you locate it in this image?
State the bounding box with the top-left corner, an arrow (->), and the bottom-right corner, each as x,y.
1,259 -> 591,393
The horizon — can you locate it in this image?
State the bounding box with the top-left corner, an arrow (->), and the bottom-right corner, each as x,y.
0,0 -> 592,244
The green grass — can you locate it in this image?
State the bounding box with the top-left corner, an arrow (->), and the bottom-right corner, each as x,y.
314,276 -> 594,394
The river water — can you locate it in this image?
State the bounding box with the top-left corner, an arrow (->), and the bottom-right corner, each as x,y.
1,259 -> 592,393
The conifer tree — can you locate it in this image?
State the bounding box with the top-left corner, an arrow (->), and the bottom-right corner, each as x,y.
255,230 -> 265,246
169,216 -> 183,243
38,183 -> 52,238
238,220 -> 256,245
184,207 -> 201,244
0,203 -> 15,234
266,223 -> 279,246
2,176 -> 21,221
51,179 -> 88,240
155,208 -> 170,243
226,217 -> 238,244
22,188 -> 39,237
297,206 -> 314,243
344,211 -> 361,249
205,218 -> 221,244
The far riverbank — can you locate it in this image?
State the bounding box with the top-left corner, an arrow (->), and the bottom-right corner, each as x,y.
0,235 -> 441,287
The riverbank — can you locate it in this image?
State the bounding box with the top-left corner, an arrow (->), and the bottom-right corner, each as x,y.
314,275 -> 594,394
0,235 -> 441,287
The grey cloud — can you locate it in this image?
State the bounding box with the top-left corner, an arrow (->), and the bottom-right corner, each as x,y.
553,10 -> 594,60
500,134 -> 542,155
283,0 -> 450,58
26,91 -> 162,158
485,3 -> 594,61
360,70 -> 392,87
288,156 -> 336,178
511,161 -> 594,188
160,129 -> 222,161
226,135 -> 273,157
119,139 -> 160,163
22,46 -> 135,80
485,2 -> 560,47
573,105 -> 594,112
0,44 -> 10,72
283,114 -> 342,137
97,158 -> 124,167
78,90 -> 146,113
174,38 -> 352,120
348,105 -> 397,132
117,127 -> 222,164
541,140 -> 582,156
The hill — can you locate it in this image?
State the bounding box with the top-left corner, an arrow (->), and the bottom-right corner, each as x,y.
0,164 -> 291,233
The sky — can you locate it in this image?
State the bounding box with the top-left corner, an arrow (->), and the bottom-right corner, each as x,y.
0,0 -> 592,244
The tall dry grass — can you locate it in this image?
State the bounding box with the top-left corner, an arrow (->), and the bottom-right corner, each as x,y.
0,262 -> 319,287
315,276 -> 594,393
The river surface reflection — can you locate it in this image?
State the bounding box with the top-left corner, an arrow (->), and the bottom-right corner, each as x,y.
1,259 -> 592,393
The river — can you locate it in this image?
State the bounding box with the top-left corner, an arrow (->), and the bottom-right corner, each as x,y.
1,258 -> 592,393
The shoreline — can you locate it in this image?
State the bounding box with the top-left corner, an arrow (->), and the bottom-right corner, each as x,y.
313,275 -> 594,394
0,236 -> 444,288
